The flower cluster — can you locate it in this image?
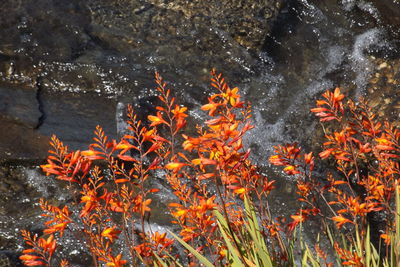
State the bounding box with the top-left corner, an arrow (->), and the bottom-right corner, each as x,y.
270,87 -> 399,265
20,72 -> 399,267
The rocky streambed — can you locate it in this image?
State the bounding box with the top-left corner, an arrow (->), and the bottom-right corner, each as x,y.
0,0 -> 399,266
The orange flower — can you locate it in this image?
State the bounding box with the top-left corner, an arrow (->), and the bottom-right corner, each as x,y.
332,216 -> 353,229
201,102 -> 220,116
80,191 -> 98,217
43,222 -> 70,236
133,243 -> 152,258
106,254 -> 127,267
171,207 -> 188,219
165,162 -> 187,172
19,254 -> 41,263
319,148 -> 334,159
197,196 -> 217,213
152,231 -> 173,249
81,149 -> 104,160
288,213 -> 306,231
148,112 -> 168,127
262,179 -> 275,194
223,86 -> 240,106
304,152 -> 314,165
269,155 -> 286,166
140,198 -> 152,216
191,158 -> 217,166
101,227 -> 121,243
380,233 -> 391,245
172,105 -> 188,119
283,165 -> 300,175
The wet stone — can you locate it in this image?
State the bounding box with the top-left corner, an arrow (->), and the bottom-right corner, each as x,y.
0,58 -> 41,89
0,0 -> 91,61
146,0 -> 284,51
84,0 -> 281,82
37,91 -> 118,152
0,166 -> 38,211
0,166 -> 41,255
0,83 -> 40,128
0,0 -> 284,162
369,0 -> 400,38
0,116 -> 50,161
0,165 -> 90,266
0,251 -> 23,267
88,0 -> 283,52
366,57 -> 400,126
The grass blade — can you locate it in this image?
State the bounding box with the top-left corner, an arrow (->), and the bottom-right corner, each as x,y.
169,231 -> 214,267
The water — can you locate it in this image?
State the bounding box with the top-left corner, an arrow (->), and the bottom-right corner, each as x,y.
0,0 -> 399,265
246,0 -> 397,161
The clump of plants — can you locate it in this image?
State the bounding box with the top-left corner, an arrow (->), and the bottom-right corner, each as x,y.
270,88 -> 400,266
20,70 -> 399,266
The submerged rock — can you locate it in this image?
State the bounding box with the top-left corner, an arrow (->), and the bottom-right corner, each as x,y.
369,0 -> 400,38
367,56 -> 400,126
142,0 -> 283,51
0,0 -> 91,61
0,251 -> 22,267
0,83 -> 40,129
0,165 -> 92,266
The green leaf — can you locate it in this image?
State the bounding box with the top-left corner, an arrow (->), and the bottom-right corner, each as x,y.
365,226 -> 371,267
152,252 -> 168,267
214,211 -> 246,267
243,196 -> 274,266
169,231 -> 214,267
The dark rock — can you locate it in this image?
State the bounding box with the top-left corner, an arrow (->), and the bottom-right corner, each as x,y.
0,0 -> 284,161
0,251 -> 23,267
37,91 -> 118,152
0,166 -> 42,253
0,82 -> 40,128
366,57 -> 400,126
0,58 -> 41,89
85,0 -> 283,76
87,0 -> 283,52
0,0 -> 91,61
149,0 -> 284,50
369,0 -> 400,38
0,165 -> 88,266
0,116 -> 50,161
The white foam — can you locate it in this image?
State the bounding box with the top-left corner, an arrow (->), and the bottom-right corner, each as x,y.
299,0 -> 326,24
25,167 -> 54,198
116,101 -> 129,137
357,1 -> 381,23
341,0 -> 357,11
350,28 -> 385,95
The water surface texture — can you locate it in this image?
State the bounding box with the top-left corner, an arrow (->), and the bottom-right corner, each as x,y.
0,0 -> 399,265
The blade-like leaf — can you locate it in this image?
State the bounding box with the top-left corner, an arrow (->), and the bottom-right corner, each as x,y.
169,231 -> 214,267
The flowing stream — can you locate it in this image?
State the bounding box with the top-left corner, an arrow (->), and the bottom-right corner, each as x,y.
0,0 -> 399,265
